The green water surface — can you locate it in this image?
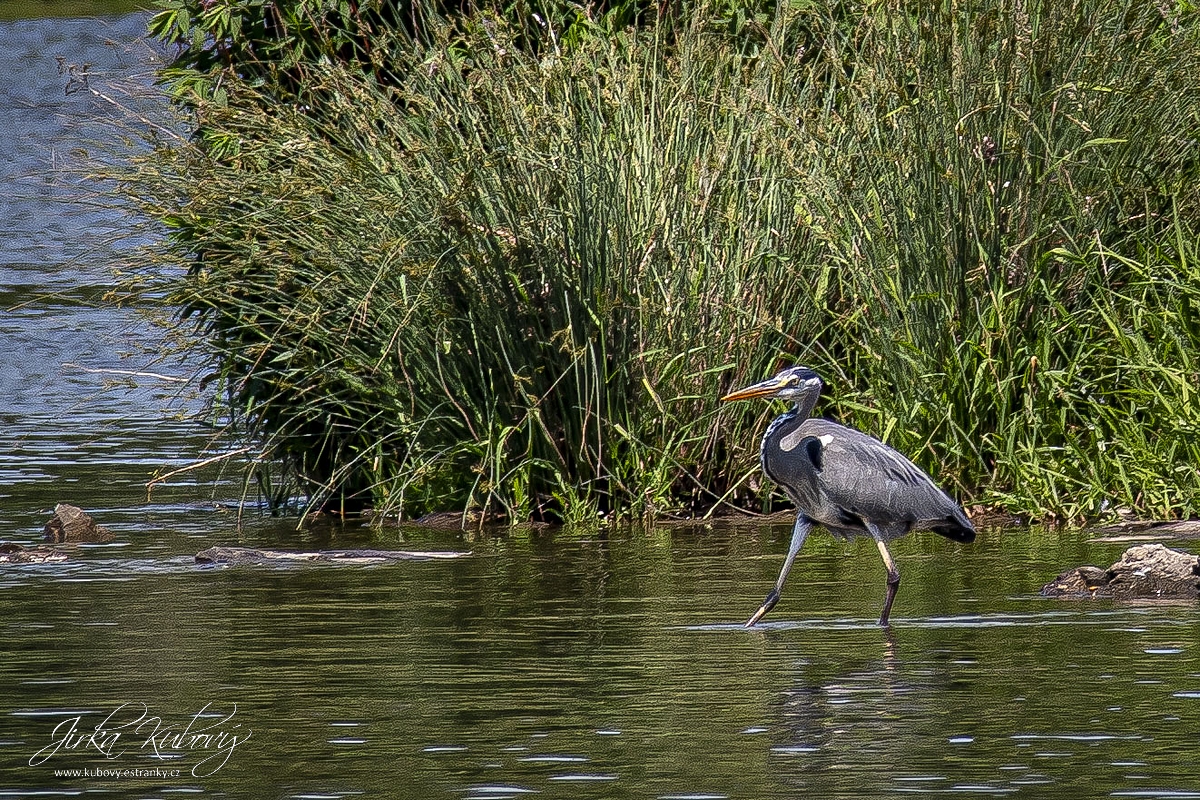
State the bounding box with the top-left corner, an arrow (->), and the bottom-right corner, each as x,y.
3,521 -> 1200,799
0,1 -> 146,21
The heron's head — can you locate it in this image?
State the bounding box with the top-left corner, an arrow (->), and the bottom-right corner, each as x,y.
721,366 -> 823,405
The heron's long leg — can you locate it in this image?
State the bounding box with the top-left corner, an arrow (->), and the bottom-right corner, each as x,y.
745,514 -> 812,627
869,524 -> 901,626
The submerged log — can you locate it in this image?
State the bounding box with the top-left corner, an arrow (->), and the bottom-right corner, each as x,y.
195,545 -> 470,565
1090,519 -> 1200,543
43,503 -> 114,543
1041,543 -> 1200,600
0,543 -> 68,564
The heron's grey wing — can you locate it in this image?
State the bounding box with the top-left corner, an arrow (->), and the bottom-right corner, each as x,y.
790,420 -> 974,541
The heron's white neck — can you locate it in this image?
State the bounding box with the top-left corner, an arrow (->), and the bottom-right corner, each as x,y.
791,387 -> 820,421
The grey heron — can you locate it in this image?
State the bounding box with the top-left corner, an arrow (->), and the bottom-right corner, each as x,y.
722,365 -> 975,627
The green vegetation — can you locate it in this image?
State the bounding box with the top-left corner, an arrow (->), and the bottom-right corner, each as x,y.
122,0 -> 1200,522
145,0 -> 672,110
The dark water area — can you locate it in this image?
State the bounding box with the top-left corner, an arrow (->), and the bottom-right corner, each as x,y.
4,9 -> 1200,800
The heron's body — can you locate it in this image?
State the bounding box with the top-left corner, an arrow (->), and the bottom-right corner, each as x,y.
723,366 -> 975,626
760,413 -> 975,544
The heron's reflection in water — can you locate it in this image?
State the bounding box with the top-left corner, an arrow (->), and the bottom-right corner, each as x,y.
762,625 -> 998,797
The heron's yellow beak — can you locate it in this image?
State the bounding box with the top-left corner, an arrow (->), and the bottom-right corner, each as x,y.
720,375 -> 789,403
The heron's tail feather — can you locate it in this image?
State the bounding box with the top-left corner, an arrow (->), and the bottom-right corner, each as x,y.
931,508 -> 976,543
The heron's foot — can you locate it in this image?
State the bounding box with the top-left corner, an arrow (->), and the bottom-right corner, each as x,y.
745,588 -> 781,628
877,571 -> 900,627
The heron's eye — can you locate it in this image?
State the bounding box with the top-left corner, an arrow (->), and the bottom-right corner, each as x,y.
788,376 -> 801,387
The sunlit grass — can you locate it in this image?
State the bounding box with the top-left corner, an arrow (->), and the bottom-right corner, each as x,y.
118,0 -> 1200,522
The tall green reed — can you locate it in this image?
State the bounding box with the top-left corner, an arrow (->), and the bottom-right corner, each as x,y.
123,0 -> 1200,521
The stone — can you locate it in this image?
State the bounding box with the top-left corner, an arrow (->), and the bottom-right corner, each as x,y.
42,503 -> 114,543
1041,543 -> 1200,600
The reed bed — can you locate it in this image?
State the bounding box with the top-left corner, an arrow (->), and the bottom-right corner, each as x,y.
123,0 -> 1200,521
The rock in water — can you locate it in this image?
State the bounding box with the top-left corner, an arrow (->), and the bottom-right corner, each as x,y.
1041,544 -> 1200,600
43,503 -> 114,543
